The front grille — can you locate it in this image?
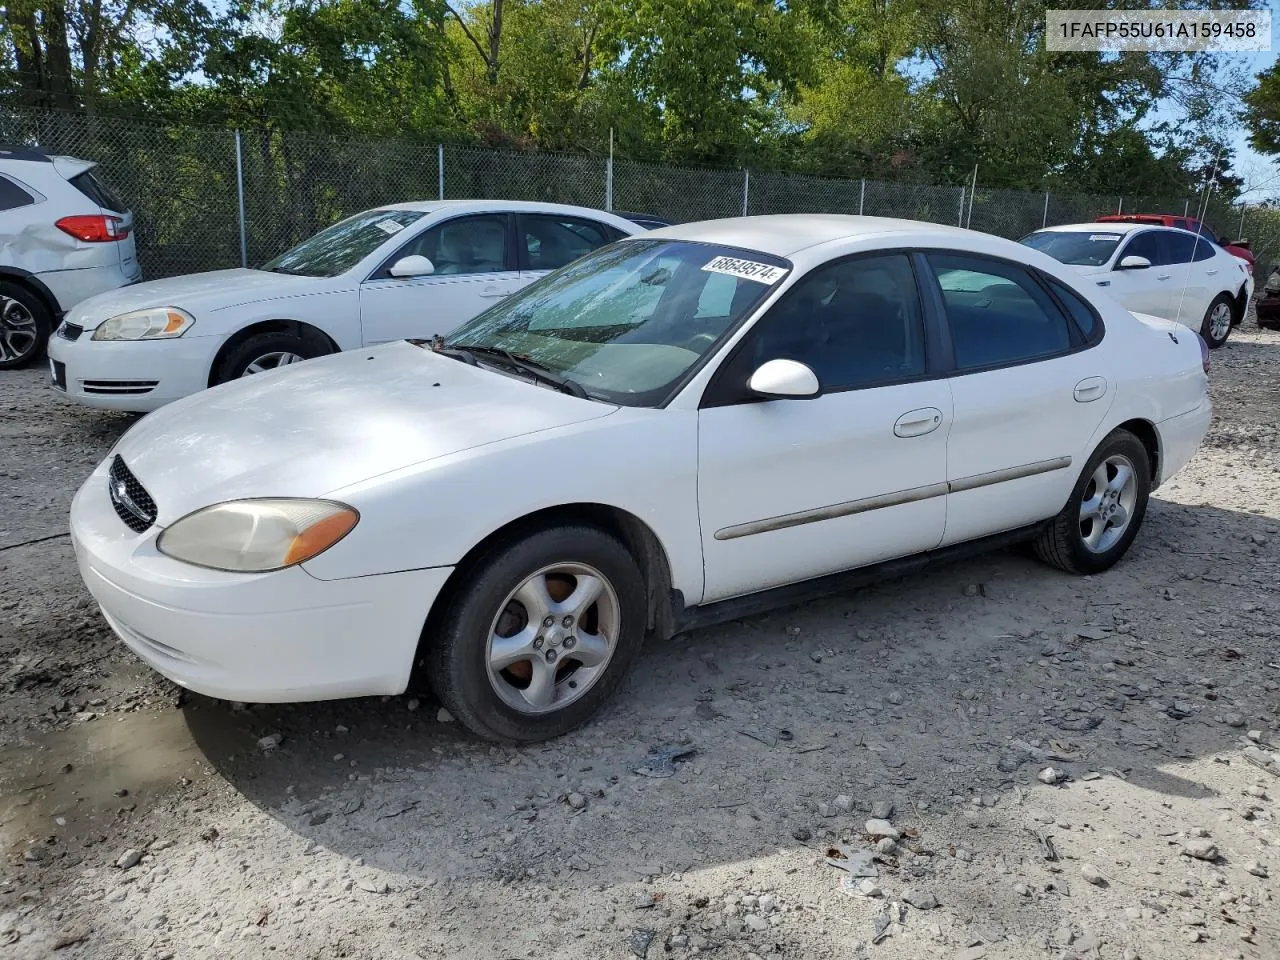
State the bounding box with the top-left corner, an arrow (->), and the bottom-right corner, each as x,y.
58,322 -> 84,341
107,456 -> 157,533
83,379 -> 158,395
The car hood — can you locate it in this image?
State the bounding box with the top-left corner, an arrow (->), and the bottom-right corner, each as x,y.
65,269 -> 328,327
109,342 -> 618,525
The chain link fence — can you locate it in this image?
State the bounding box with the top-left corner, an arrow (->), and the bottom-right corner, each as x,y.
3,105 -> 1277,282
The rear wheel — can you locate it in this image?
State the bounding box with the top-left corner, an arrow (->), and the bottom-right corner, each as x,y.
0,282 -> 52,370
1033,429 -> 1151,575
1200,293 -> 1234,348
427,525 -> 647,742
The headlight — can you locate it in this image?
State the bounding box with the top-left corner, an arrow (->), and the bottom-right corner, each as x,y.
157,499 -> 358,572
92,307 -> 195,341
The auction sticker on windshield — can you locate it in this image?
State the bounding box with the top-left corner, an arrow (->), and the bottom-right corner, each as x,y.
375,219 -> 407,235
702,256 -> 788,285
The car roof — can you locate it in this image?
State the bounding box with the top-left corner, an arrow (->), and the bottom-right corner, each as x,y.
374,199 -> 632,221
1036,222 -> 1158,236
633,214 -> 984,258
1097,213 -> 1193,224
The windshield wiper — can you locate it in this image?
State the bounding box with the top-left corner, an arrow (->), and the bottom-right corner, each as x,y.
265,265 -> 308,276
449,343 -> 589,399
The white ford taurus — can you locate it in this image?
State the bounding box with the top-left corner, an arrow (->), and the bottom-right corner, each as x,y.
70,215 -> 1212,741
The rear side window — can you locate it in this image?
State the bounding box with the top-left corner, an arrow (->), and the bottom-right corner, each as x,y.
0,175 -> 35,210
1192,237 -> 1215,262
519,214 -> 612,271
928,254 -> 1071,370
69,168 -> 125,212
1045,277 -> 1100,340
1163,232 -> 1196,265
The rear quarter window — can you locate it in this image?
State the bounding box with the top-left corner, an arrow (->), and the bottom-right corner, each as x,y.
69,168 -> 126,212
0,176 -> 36,211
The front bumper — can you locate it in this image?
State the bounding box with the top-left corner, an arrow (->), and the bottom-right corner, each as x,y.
47,331 -> 222,412
70,457 -> 450,702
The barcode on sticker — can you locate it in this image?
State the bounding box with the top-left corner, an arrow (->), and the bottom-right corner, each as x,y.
702,255 -> 787,285
374,219 -> 405,235
1089,234 -> 1120,241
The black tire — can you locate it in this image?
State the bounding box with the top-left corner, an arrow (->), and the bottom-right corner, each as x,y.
0,281 -> 53,370
1199,293 -> 1234,349
212,330 -> 328,384
1032,429 -> 1151,575
427,525 -> 647,742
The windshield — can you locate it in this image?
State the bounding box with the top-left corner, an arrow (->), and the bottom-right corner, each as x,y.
1021,230 -> 1122,267
261,209 -> 426,277
443,239 -> 791,406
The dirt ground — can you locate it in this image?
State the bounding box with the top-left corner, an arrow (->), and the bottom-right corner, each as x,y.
1,320 -> 1279,960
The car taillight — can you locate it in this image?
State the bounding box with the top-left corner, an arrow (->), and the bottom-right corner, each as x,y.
55,215 -> 130,242
1198,334 -> 1210,375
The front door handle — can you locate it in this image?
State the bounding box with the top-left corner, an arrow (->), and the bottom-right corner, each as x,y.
1157,274 -> 1172,281
894,407 -> 943,438
1206,269 -> 1219,276
1074,376 -> 1107,403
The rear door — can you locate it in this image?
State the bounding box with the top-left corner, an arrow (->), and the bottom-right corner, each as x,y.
923,253 -> 1114,546
1160,231 -> 1211,327
358,213 -> 519,344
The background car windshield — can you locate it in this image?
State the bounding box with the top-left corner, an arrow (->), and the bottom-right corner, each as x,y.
1022,230 -> 1122,266
262,209 -> 425,277
445,239 -> 790,406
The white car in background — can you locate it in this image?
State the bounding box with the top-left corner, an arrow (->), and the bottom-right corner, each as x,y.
70,215 -> 1211,742
48,200 -> 640,410
0,144 -> 141,368
1021,222 -> 1253,348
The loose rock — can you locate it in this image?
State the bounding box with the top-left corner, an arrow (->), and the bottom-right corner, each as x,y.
865,818 -> 899,840
1182,839 -> 1219,862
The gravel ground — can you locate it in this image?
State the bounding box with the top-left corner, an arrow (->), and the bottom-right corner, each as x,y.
1,321 -> 1279,960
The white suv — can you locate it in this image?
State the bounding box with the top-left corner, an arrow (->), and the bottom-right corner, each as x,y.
0,144 -> 141,368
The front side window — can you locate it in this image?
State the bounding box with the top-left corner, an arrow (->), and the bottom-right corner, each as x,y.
444,239 -> 789,406
1119,231 -> 1163,266
395,214 -> 510,275
712,254 -> 926,399
928,254 -> 1072,370
1021,230 -> 1122,267
521,215 -> 611,271
263,209 -> 425,277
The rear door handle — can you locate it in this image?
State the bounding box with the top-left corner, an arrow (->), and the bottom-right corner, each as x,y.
894,407 -> 943,438
1073,376 -> 1107,403
1157,274 -> 1172,281
1206,269 -> 1219,276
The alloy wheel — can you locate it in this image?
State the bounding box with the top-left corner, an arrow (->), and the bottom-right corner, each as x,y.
242,351 -> 304,375
1079,454 -> 1138,554
0,296 -> 38,363
1209,302 -> 1232,342
485,562 -> 620,715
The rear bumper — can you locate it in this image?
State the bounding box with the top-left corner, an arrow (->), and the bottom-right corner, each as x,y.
36,261 -> 140,314
47,332 -> 220,412
70,458 -> 448,702
1156,397 -> 1212,485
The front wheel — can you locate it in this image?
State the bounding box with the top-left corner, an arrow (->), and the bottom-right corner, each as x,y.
427,525 -> 647,742
1033,429 -> 1151,575
1200,294 -> 1234,348
213,331 -> 328,384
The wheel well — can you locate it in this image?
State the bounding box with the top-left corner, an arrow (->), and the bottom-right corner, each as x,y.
206,319 -> 339,386
1116,418 -> 1161,488
408,503 -> 676,693
1231,286 -> 1249,324
0,270 -> 60,318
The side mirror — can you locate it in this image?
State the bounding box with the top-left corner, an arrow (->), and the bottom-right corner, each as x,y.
1117,255 -> 1151,270
389,255 -> 435,278
747,358 -> 821,399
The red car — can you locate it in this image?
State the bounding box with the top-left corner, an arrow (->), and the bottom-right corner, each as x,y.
1096,214 -> 1254,268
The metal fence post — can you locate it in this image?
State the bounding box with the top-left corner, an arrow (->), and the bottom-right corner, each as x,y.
437,144 -> 445,200
958,186 -> 966,226
1184,199 -> 1191,217
742,170 -> 750,216
234,130 -> 247,269
859,179 -> 865,215
1239,205 -> 1247,239
1117,197 -> 1123,215
1042,191 -> 1050,228
606,128 -> 614,211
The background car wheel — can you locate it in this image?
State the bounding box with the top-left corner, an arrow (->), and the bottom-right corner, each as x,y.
428,525 -> 647,742
1032,429 -> 1151,575
0,282 -> 53,370
1199,294 -> 1234,348
213,331 -> 327,384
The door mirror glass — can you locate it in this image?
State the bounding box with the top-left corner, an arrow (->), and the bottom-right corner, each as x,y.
1117,255 -> 1151,270
747,358 -> 821,399
389,254 -> 435,278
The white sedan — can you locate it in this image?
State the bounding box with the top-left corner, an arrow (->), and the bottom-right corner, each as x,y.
70,215 -> 1211,741
1021,222 -> 1253,348
47,200 -> 641,411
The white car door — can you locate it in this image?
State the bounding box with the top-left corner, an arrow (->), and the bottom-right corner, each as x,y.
358,213 -> 521,345
1099,229 -> 1168,318
1160,230 -> 1212,328
923,254 -> 1115,547
697,253 -> 951,602
516,212 -> 622,284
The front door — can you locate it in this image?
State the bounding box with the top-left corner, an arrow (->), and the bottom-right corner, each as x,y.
1103,230 -> 1168,318
697,253 -> 952,602
359,213 -> 521,345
